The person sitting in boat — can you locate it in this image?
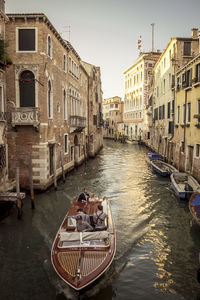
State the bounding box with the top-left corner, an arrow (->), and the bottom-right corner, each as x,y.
76,215 -> 93,232
78,188 -> 90,203
76,208 -> 91,224
89,193 -> 97,202
93,205 -> 107,231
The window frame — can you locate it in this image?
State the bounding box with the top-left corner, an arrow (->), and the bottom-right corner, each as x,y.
16,27 -> 38,53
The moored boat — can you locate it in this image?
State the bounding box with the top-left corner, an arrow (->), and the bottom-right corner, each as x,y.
189,192 -> 200,226
150,159 -> 178,177
170,172 -> 200,199
125,139 -> 138,145
51,197 -> 116,290
147,151 -> 162,161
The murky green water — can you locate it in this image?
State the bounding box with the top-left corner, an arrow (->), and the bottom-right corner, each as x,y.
1,140 -> 200,300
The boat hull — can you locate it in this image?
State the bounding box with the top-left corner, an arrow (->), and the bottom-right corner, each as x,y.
51,199 -> 116,290
150,160 -> 178,177
170,173 -> 200,199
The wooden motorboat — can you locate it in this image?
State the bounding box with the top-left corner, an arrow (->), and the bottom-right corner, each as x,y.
150,159 -> 178,177
51,198 -> 116,291
189,192 -> 200,226
170,172 -> 200,199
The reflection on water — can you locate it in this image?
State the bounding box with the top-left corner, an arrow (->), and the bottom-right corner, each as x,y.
1,140 -> 200,300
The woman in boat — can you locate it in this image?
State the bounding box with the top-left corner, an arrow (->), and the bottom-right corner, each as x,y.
93,205 -> 107,231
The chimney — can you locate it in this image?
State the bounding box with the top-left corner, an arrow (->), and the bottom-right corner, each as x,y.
192,28 -> 198,39
0,0 -> 5,12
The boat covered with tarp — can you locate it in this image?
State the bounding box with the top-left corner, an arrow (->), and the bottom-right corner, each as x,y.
189,192 -> 200,225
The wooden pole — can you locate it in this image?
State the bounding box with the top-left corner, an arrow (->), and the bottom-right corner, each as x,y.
53,158 -> 57,190
16,167 -> 22,219
60,151 -> 65,183
29,159 -> 35,209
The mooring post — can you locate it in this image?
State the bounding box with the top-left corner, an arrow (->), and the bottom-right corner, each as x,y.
29,159 -> 35,209
60,151 -> 65,183
16,167 -> 22,219
53,159 -> 57,190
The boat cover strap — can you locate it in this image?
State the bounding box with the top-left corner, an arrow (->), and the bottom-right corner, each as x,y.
60,231 -> 109,242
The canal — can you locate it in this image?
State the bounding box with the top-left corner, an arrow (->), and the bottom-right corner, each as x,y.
1,140 -> 200,300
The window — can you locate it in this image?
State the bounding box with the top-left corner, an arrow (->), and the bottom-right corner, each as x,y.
197,99 -> 200,126
177,106 -> 180,123
183,42 -> 191,56
177,76 -> 181,89
195,63 -> 200,82
48,80 -> 52,118
159,106 -> 162,120
162,104 -> 165,119
64,134 -> 68,154
172,100 -> 174,114
47,35 -> 52,57
63,54 -> 66,71
63,89 -> 67,120
154,108 -> 158,120
148,63 -> 152,67
196,144 -> 200,157
69,56 -> 79,79
183,104 -> 186,123
187,102 -> 191,122
167,102 -> 170,118
19,70 -> 35,107
18,28 -> 36,51
168,121 -> 174,134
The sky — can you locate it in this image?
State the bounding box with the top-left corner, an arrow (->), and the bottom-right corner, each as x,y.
5,0 -> 200,99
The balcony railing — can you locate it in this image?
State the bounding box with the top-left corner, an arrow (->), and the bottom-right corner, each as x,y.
70,116 -> 86,129
11,107 -> 40,129
0,112 -> 11,123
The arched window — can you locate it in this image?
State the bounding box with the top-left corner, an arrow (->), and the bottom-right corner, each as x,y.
19,70 -> 35,107
63,89 -> 67,120
48,80 -> 52,118
47,35 -> 52,57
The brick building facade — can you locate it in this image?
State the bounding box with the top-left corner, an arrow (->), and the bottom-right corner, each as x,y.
5,13 -> 102,190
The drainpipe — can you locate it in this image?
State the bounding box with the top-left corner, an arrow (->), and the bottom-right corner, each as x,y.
183,88 -> 187,169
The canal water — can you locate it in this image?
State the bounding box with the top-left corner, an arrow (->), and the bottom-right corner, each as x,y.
1,140 -> 200,300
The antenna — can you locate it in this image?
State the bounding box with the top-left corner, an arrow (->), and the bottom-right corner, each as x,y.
63,26 -> 71,41
151,23 -> 155,52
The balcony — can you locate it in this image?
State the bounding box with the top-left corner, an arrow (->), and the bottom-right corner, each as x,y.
70,116 -> 86,132
0,112 -> 11,123
11,107 -> 40,129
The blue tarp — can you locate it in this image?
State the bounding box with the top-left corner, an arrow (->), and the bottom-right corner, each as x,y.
192,194 -> 200,205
